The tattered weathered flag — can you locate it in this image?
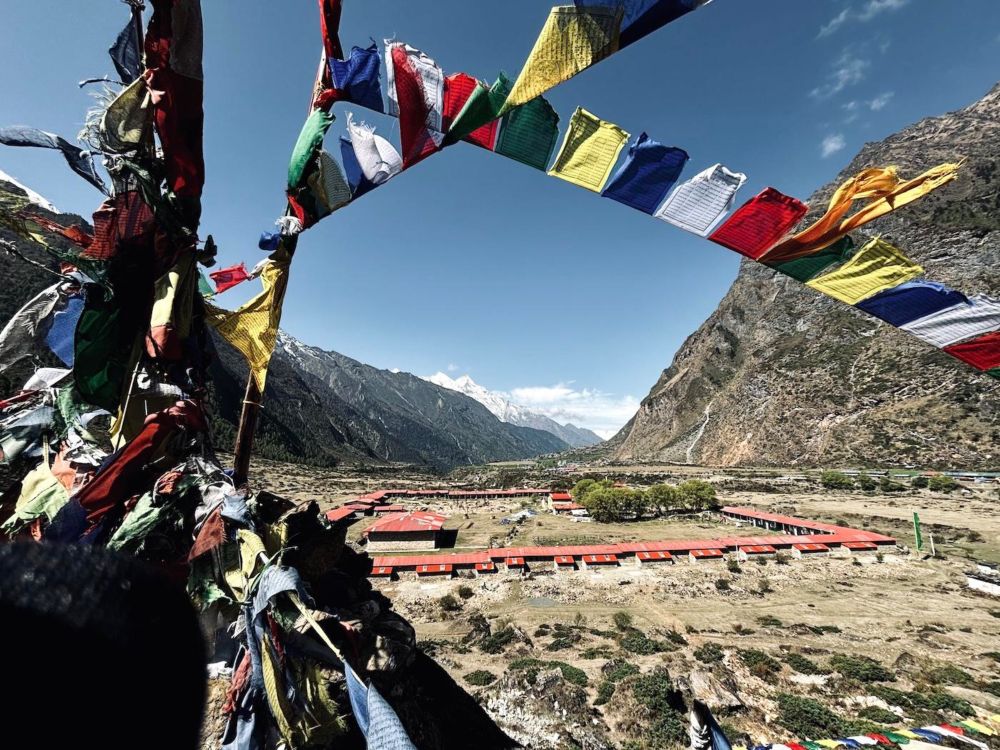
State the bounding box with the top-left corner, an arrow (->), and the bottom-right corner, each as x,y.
384,41 -> 444,131
99,77 -> 152,155
766,236 -> 856,283
144,0 -> 205,203
578,0 -> 713,49
761,163 -> 960,263
495,95 -> 560,171
0,283 -> 65,376
442,73 -> 499,150
288,109 -> 335,190
944,332 -> 1000,371
109,16 -> 142,83
709,188 -> 808,259
146,254 -> 198,361
210,263 -> 252,295
318,0 -> 344,61
307,151 -> 352,216
602,133 -> 689,215
0,126 -> 107,194
900,295 -> 1000,349
1,460 -> 70,536
855,280 -> 969,327
345,663 -> 418,750
548,107 -> 629,192
45,294 -> 85,367
339,135 -> 375,198
503,6 -> 622,113
330,43 -> 384,113
445,73 -> 511,147
345,114 -> 402,185
805,237 -> 923,305
655,164 -> 747,236
386,42 -> 445,167
206,258 -> 291,392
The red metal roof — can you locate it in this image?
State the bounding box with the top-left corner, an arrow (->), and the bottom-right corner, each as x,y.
326,507 -> 358,523
344,503 -> 373,511
505,557 -> 526,566
690,548 -> 725,558
554,555 -> 575,565
550,492 -> 572,501
741,544 -> 777,554
843,541 -> 878,550
474,561 -> 495,571
371,566 -> 393,576
794,543 -> 830,552
365,511 -> 447,535
637,551 -> 672,561
583,554 -> 617,564
722,506 -> 847,533
373,504 -> 407,513
553,502 -> 585,511
416,564 -> 453,574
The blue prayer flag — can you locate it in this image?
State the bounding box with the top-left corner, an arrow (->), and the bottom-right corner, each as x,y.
331,44 -> 385,114
339,136 -> 376,198
855,280 -> 968,327
602,132 -> 688,214
576,0 -> 709,48
45,295 -> 84,367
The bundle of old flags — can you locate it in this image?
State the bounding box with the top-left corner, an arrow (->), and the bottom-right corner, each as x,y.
739,716 -> 1000,750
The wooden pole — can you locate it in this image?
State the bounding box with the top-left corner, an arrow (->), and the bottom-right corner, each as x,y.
232,378 -> 261,487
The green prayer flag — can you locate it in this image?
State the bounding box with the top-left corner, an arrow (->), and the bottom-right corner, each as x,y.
495,95 -> 561,171
198,271 -> 215,298
288,109 -> 334,190
913,511 -> 924,551
987,367 -> 1000,381
445,72 -> 511,146
74,299 -> 132,412
766,236 -> 856,282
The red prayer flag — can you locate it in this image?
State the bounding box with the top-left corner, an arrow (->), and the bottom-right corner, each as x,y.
392,46 -> 440,169
209,262 -> 251,294
943,331 -> 1000,371
709,187 -> 809,260
442,73 -> 499,151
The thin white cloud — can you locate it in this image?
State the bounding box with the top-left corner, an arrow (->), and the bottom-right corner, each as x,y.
817,0 -> 911,38
868,91 -> 894,110
810,51 -> 870,99
446,362 -> 459,372
508,382 -> 639,438
821,133 -> 847,158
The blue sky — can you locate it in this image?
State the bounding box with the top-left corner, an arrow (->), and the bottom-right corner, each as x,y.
1,1 -> 998,437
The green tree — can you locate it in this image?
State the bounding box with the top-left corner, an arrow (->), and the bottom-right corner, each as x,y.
910,475 -> 929,489
647,483 -> 678,513
857,473 -> 878,492
821,471 -> 854,490
675,480 -> 719,511
928,475 -> 959,493
583,487 -> 623,522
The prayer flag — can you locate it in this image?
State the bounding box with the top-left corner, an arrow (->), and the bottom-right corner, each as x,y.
307,151 -> 352,216
146,254 -> 198,361
99,77 -> 152,155
339,135 -> 375,197
206,258 -> 290,392
577,0 -> 713,49
330,43 -> 384,113
45,295 -> 85,367
445,73 -> 511,147
655,164 -> 747,236
502,6 -> 623,113
709,188 -> 808,259
943,331 -> 1000,371
495,95 -> 560,171
109,17 -> 141,83
0,126 -> 107,194
900,295 -> 1000,348
442,73 -> 499,150
913,512 -> 924,551
0,283 -> 63,376
548,107 -> 629,192
602,133 -> 689,215
766,236 -> 855,282
345,114 -> 402,185
209,263 -> 252,295
318,0 -> 344,62
805,237 -> 923,305
388,43 -> 445,167
288,109 -> 334,190
855,280 -> 968,327
762,163 -> 960,263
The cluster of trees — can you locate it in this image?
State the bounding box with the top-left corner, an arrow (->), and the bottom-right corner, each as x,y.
821,471 -> 960,493
571,478 -> 719,523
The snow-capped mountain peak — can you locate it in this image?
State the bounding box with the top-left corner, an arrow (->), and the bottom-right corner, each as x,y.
0,169 -> 58,213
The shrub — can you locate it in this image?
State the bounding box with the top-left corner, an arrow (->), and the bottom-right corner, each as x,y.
603,660 -> 640,682
784,652 -> 830,675
595,680 -> 616,705
757,578 -> 773,594
910,475 -> 929,488
775,552 -> 790,565
928,475 -> 959,493
727,558 -> 742,574
983,651 -> 1000,663
776,693 -> 847,738
480,627 -> 518,654
546,636 -> 575,651
620,629 -> 665,655
857,473 -> 878,492
821,471 -> 854,490
981,681 -> 1000,698
926,664 -> 974,686
879,476 -> 906,492
755,555 -> 768,567
732,623 -> 755,636
552,661 -> 588,687
457,585 -> 475,600
662,629 -> 688,646
830,654 -> 895,682
580,646 -> 614,660
715,578 -> 731,591
808,624 -> 842,635
464,670 -> 496,686
508,658 -> 587,687
858,706 -> 900,724
439,594 -> 461,612
613,611 -> 634,630
694,642 -> 724,664
740,649 -> 781,678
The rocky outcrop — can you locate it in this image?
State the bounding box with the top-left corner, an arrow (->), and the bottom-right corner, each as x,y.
612,83 -> 1000,469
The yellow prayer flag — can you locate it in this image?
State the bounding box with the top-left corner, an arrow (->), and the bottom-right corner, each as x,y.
502,5 -> 622,113
206,255 -> 290,392
762,163 -> 960,263
961,721 -> 995,737
815,740 -> 844,748
548,107 -> 629,192
806,237 -> 923,305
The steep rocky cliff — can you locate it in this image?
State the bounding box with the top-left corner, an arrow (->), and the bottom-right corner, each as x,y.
612,83 -> 1000,469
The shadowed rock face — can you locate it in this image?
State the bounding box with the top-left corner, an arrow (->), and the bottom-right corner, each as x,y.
611,83 -> 1000,469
